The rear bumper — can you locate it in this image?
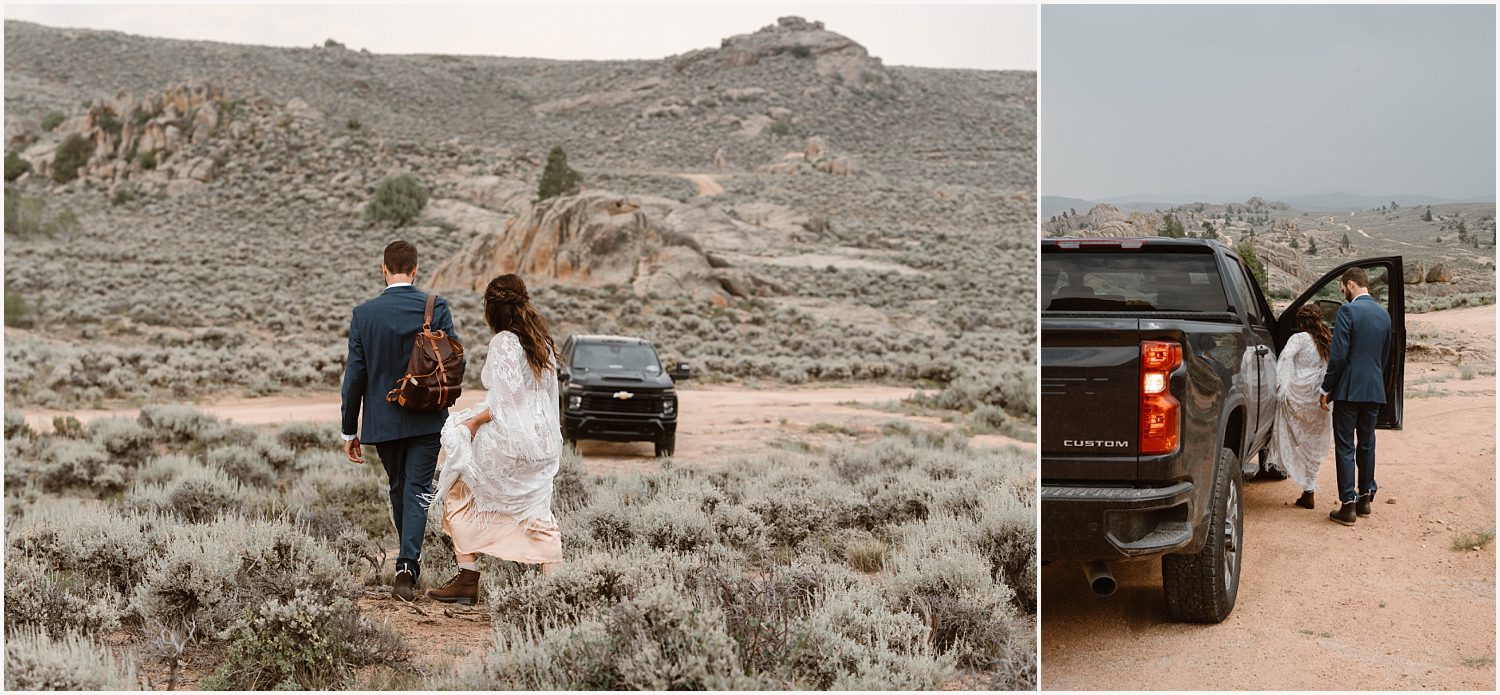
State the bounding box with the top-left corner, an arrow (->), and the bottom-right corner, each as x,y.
1040,481 -> 1197,562
562,412 -> 674,443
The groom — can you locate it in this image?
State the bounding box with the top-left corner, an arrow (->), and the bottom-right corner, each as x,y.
341,240 -> 458,601
1318,267 -> 1392,526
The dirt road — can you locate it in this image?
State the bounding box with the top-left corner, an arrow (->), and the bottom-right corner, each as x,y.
27,383 -> 1032,476
1040,304 -> 1496,689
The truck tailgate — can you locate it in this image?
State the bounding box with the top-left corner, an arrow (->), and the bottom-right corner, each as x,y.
1041,317 -> 1140,481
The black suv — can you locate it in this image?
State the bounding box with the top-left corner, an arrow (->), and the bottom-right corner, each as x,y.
557,335 -> 691,457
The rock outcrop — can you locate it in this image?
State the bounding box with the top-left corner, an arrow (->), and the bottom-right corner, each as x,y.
429,191 -> 781,305
757,136 -> 859,176
674,16 -> 890,92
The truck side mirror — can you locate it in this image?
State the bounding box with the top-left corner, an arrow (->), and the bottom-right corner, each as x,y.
669,362 -> 692,381
558,368 -> 571,383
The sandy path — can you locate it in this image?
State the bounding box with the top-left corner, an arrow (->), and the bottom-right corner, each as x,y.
1040,305 -> 1496,690
26,384 -> 1032,474
676,172 -> 725,196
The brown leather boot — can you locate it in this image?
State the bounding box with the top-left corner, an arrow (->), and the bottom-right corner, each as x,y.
427,569 -> 479,605
1295,491 -> 1315,509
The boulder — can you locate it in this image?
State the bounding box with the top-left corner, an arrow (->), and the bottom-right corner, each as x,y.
1426,262 -> 1454,284
429,191 -> 778,304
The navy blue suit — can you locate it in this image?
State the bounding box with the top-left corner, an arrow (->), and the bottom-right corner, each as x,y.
341,284 -> 457,578
1320,294 -> 1391,504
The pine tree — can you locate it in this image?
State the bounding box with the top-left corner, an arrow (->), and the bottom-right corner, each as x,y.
537,146 -> 582,201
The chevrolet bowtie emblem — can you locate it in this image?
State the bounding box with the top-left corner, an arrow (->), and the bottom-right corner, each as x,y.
613,391 -> 634,400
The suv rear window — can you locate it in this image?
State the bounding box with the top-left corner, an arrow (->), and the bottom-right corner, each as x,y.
1042,251 -> 1231,312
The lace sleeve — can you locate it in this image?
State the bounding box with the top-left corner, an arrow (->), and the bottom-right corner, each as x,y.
1276,332 -> 1301,399
484,332 -> 527,416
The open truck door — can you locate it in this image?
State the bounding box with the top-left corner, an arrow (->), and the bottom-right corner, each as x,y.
1273,256 -> 1405,430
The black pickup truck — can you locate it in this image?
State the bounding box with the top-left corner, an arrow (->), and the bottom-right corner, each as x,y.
557,334 -> 691,458
1040,238 -> 1405,622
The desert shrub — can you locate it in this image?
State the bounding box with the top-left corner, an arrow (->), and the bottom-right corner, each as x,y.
841,535 -> 889,573
7,505 -> 168,595
552,447 -> 590,510
111,186 -> 136,206
536,145 -> 582,201
364,173 -> 428,226
692,562 -> 856,682
883,513 -> 1022,671
296,451 -> 392,540
39,111 -> 65,131
708,503 -> 767,553
86,416 -> 155,466
4,285 -> 34,328
5,406 -> 31,439
201,590 -> 402,690
787,584 -> 954,689
459,585 -> 750,690
137,404 -> 219,444
5,558 -> 127,637
5,628 -> 139,691
276,420 -> 341,451
51,133 -> 91,183
974,494 -> 1036,614
5,191 -> 79,239
5,151 -> 31,181
486,549 -> 680,629
126,457 -> 270,522
637,499 -> 717,553
130,515 -> 356,632
138,150 -> 156,170
37,438 -> 129,495
206,445 -> 277,487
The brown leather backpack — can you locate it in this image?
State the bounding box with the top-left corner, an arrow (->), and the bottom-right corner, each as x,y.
386,293 -> 465,411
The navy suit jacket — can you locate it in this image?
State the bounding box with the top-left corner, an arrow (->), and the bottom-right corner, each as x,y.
341,285 -> 459,444
1320,293 -> 1391,404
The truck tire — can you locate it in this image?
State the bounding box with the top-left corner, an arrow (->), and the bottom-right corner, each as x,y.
1162,447 -> 1244,623
654,434 -> 675,458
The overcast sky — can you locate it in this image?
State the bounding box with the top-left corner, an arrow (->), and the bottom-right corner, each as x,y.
3,3 -> 1037,71
1041,4 -> 1495,201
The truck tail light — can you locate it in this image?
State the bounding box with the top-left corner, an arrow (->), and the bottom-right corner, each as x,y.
1140,340 -> 1183,455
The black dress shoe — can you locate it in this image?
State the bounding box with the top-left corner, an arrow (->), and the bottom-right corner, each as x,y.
1356,491 -> 1375,517
1329,503 -> 1357,526
393,568 -> 416,602
1295,491 -> 1315,509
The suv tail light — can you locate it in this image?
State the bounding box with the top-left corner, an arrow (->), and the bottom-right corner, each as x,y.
1140,340 -> 1183,455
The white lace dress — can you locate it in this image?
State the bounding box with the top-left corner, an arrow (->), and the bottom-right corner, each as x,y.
1266,331 -> 1333,492
434,331 -> 563,564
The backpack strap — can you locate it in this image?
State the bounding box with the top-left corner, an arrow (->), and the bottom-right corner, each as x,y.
422,293 -> 436,331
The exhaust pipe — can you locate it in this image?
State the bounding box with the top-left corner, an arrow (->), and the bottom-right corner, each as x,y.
1084,561 -> 1117,597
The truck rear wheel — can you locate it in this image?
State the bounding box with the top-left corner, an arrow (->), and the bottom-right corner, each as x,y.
1162,447 -> 1243,623
654,433 -> 675,458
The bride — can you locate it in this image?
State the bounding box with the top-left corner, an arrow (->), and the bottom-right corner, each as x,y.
426,274 -> 563,604
1267,305 -> 1334,509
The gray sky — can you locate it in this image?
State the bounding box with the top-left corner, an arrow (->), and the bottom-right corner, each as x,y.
3,3 -> 1037,71
1041,4 -> 1495,201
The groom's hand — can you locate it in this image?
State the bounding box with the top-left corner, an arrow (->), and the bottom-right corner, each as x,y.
344,437 -> 365,463
1319,393 -> 1331,411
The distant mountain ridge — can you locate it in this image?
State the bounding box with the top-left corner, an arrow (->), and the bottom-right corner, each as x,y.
1042,192 -> 1495,217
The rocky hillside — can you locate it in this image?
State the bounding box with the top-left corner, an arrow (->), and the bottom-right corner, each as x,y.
3,17 -> 1037,421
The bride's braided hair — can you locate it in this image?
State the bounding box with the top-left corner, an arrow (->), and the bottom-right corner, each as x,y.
1297,304 -> 1332,362
483,274 -> 557,379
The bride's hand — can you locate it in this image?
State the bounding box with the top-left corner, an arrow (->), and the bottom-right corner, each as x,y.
463,418 -> 481,440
